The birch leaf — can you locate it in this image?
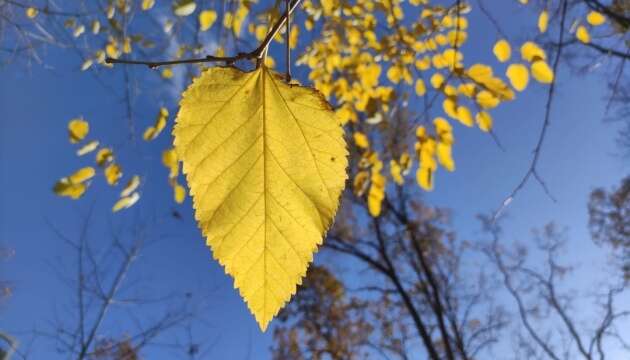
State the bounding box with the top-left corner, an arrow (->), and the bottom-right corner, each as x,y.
173,66 -> 348,331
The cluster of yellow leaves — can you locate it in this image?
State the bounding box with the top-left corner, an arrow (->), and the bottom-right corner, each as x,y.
576,11 -> 607,44
296,0 -> 558,212
143,107 -> 169,141
162,148 -> 186,204
172,66 -> 347,330
53,118 -> 140,212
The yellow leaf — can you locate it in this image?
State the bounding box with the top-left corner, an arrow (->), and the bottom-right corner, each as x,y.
455,106 -> 474,127
173,66 -> 348,331
436,143 -> 454,171
53,180 -> 87,199
416,166 -> 434,191
430,73 -> 445,88
112,192 -> 140,212
199,10 -> 217,31
368,172 -> 385,216
76,140 -> 99,156
476,111 -> 493,132
141,0 -> 155,11
521,41 -> 546,62
69,167 -> 96,184
506,64 -> 529,91
587,11 -> 605,26
96,148 -> 114,167
531,60 -> 554,83
415,79 -> 426,96
105,163 -> 122,186
390,160 -> 403,185
143,107 -> 168,141
353,132 -> 369,149
73,25 -> 85,38
493,40 -> 511,63
174,183 -> 186,203
538,10 -> 549,33
173,0 -> 196,16
476,90 -> 500,109
68,118 -> 89,143
121,175 -> 140,197
162,68 -> 174,79
81,59 -> 93,71
26,7 -> 38,18
576,25 -> 590,43
162,148 -> 179,178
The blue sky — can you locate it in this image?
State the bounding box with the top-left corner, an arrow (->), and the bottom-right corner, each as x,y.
1,1 -> 628,358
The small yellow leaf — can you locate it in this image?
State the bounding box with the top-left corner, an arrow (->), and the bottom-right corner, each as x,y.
390,160 -> 404,185
81,59 -> 93,71
142,0 -> 155,11
436,143 -> 454,172
143,107 -> 168,141
538,10 -> 549,33
73,25 -> 85,38
415,79 -> 426,96
455,106 -> 474,127
68,118 -> 89,143
476,111 -> 493,132
476,91 -> 500,109
26,7 -> 38,18
69,167 -> 96,184
96,148 -> 114,167
353,132 -> 369,149
162,148 -> 179,178
430,73 -> 445,88
173,183 -> 186,203
105,163 -> 122,185
417,166 -> 434,191
121,175 -> 140,197
576,25 -> 590,43
91,20 -> 100,34
76,140 -> 99,156
173,0 -> 196,16
112,192 -> 140,212
493,40 -> 511,63
506,64 -> 529,91
587,11 -> 605,26
531,60 -> 554,83
173,67 -> 348,331
521,41 -> 546,62
53,180 -> 87,199
162,68 -> 174,79
199,10 -> 217,31
368,172 -> 385,217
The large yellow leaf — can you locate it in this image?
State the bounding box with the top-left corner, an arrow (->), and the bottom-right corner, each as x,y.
173,66 -> 348,331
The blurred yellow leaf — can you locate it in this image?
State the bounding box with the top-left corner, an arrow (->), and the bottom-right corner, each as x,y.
531,60 -> 554,83
105,163 -> 122,185
96,148 -> 114,167
162,68 -> 174,79
493,40 -> 511,63
538,10 -> 548,33
26,7 -> 38,18
353,132 -> 369,149
172,66 -> 347,331
53,181 -> 87,199
436,143 -> 454,172
521,41 -> 546,62
68,118 -> 89,143
576,25 -> 590,43
142,0 -> 155,11
69,167 -> 96,184
173,183 -> 186,203
76,140 -> 99,156
143,107 -> 168,141
199,10 -> 217,31
506,63 -> 529,91
475,111 -> 493,132
112,192 -> 140,212
587,11 -> 605,26
415,79 -> 426,96
120,175 -> 140,197
173,0 -> 196,16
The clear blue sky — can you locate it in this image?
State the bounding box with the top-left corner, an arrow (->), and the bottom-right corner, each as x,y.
1,1 -> 627,358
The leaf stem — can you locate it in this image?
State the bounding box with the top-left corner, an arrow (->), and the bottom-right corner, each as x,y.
105,0 -> 303,69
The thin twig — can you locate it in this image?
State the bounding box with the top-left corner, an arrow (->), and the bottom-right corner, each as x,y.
106,0 -> 303,69
493,0 -> 568,221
